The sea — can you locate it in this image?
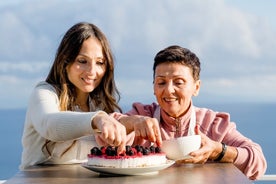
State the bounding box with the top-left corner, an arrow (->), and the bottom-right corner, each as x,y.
0,103 -> 275,183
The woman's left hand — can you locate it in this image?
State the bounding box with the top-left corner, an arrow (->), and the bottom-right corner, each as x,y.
176,124 -> 221,164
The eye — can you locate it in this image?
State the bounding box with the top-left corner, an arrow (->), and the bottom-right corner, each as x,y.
155,79 -> 166,86
174,79 -> 185,85
96,59 -> 105,66
77,58 -> 87,64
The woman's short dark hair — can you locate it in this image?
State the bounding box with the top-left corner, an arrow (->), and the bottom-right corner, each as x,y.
153,45 -> 201,81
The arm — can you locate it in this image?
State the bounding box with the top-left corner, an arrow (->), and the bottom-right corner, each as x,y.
29,83 -> 95,141
29,82 -> 126,149
181,108 -> 267,180
212,112 -> 267,180
118,115 -> 162,146
112,102 -> 162,146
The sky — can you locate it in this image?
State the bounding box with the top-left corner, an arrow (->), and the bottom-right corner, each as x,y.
0,0 -> 275,110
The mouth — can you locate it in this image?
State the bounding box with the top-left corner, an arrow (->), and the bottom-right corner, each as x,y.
81,77 -> 95,84
163,97 -> 178,102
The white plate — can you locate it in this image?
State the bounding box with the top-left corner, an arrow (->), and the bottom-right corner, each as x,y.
81,160 -> 175,175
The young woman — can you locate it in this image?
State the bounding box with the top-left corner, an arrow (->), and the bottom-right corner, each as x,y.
20,22 -> 127,169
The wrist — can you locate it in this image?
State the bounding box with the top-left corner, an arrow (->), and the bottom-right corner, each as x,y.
91,111 -> 107,129
118,116 -> 134,134
214,142 -> 227,162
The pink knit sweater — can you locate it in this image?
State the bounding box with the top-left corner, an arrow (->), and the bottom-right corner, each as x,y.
124,102 -> 267,180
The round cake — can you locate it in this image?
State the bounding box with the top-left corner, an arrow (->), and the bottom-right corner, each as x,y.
87,145 -> 167,168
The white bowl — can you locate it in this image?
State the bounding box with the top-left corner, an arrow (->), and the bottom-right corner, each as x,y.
161,135 -> 201,160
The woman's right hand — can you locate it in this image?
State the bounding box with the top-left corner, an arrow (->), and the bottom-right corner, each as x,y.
92,112 -> 127,154
119,115 -> 162,147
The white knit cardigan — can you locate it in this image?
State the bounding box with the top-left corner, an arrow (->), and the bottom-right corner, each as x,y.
20,82 -> 100,170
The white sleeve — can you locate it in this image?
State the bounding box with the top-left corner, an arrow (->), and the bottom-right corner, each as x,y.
28,82 -> 101,142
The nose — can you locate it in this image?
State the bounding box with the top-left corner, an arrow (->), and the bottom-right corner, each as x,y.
165,81 -> 175,93
85,62 -> 96,75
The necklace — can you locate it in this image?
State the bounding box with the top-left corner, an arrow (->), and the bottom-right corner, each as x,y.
76,102 -> 87,107
75,102 -> 89,112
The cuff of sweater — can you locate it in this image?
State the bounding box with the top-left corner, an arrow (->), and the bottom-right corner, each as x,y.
81,110 -> 106,135
233,147 -> 249,166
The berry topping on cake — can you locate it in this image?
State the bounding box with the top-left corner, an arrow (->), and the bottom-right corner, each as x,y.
87,145 -> 167,168
89,145 -> 163,157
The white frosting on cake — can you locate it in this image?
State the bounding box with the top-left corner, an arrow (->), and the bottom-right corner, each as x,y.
88,154 -> 167,168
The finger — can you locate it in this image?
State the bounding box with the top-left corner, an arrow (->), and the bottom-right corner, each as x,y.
100,126 -> 109,139
176,158 -> 192,164
101,128 -> 116,145
139,127 -> 148,139
112,130 -> 122,146
116,137 -> 126,155
147,125 -> 157,142
154,126 -> 162,147
95,135 -> 108,146
114,126 -> 126,155
194,124 -> 202,135
146,125 -> 162,146
133,137 -> 145,146
135,130 -> 141,137
115,125 -> 127,146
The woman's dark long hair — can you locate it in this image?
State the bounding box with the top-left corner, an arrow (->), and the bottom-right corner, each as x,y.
46,22 -> 121,113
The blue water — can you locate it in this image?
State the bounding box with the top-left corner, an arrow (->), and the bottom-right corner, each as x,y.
0,103 -> 275,182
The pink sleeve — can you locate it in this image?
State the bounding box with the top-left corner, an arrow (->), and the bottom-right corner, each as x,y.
109,102 -> 157,118
197,108 -> 267,180
125,102 -> 157,117
226,128 -> 267,180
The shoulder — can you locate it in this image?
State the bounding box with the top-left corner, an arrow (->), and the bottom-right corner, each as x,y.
29,81 -> 59,102
35,81 -> 56,91
195,106 -> 231,122
125,102 -> 158,117
195,106 -> 234,135
31,81 -> 57,95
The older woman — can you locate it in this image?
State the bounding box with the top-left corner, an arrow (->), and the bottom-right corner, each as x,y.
119,45 -> 267,180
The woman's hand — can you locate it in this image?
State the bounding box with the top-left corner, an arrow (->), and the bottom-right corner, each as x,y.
119,115 -> 162,147
92,112 -> 127,154
133,115 -> 162,146
176,124 -> 222,164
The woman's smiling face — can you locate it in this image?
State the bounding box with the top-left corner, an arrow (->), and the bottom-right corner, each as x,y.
153,62 -> 200,118
66,37 -> 106,97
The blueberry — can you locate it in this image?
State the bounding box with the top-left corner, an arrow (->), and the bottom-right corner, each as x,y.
106,146 -> 113,151
127,149 -> 134,156
106,146 -> 116,156
142,147 -> 150,155
135,145 -> 143,153
149,146 -> 155,153
90,147 -> 102,156
90,147 -> 98,155
155,147 -> 162,153
126,145 -> 132,152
